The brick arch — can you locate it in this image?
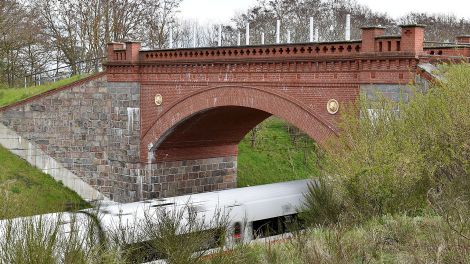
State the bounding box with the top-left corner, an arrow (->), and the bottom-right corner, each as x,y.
141,85 -> 339,163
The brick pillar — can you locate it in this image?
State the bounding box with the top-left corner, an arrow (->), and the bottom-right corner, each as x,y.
125,41 -> 141,63
106,42 -> 125,62
400,24 -> 425,54
361,26 -> 385,53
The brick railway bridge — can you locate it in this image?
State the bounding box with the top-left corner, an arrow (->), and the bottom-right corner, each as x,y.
1,25 -> 469,202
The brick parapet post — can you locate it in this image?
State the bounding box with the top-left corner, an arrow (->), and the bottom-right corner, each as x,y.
400,24 -> 425,54
125,41 -> 141,63
106,41 -> 141,63
361,26 -> 385,53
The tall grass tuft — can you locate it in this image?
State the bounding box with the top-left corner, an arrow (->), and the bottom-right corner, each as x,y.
300,177 -> 343,227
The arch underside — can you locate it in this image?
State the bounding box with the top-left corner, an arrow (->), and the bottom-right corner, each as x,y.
155,106 -> 271,161
143,85 -> 338,163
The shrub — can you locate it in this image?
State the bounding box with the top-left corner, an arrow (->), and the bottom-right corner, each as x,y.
315,63 -> 470,222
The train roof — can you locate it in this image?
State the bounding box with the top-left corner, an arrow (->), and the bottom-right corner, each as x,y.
0,179 -> 312,241
100,179 -> 311,216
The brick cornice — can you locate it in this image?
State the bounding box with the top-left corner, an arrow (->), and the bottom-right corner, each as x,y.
104,53 -> 421,68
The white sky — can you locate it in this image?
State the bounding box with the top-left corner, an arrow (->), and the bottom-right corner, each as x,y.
178,0 -> 255,23
178,0 -> 470,23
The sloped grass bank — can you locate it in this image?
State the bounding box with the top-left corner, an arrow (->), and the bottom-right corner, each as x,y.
0,145 -> 88,219
0,75 -> 85,107
0,75 -> 92,218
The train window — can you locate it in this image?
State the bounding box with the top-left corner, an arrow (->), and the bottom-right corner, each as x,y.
150,202 -> 175,207
122,228 -> 224,263
252,214 -> 302,239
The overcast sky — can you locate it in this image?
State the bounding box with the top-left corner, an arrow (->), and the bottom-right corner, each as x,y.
178,0 -> 470,23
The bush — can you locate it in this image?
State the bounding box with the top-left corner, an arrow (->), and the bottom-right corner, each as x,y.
310,63 -> 470,223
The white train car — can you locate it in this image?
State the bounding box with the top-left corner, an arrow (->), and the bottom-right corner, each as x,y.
0,179 -> 311,262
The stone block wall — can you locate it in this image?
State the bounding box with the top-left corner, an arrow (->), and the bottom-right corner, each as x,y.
117,156 -> 237,201
361,84 -> 414,103
0,75 -> 114,195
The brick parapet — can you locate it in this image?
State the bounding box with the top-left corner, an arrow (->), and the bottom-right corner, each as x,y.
105,25 -> 469,68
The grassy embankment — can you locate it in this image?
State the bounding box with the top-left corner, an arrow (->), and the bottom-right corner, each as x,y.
237,117 -> 321,187
0,75 -> 85,107
0,145 -> 87,219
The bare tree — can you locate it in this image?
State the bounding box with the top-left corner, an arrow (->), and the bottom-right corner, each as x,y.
399,13 -> 470,42
140,0 -> 182,49
0,0 -> 38,86
105,0 -> 148,42
35,0 -> 83,75
2,0 -> 470,88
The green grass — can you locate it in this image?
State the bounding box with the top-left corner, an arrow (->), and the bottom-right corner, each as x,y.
0,145 -> 88,219
237,117 -> 321,187
0,75 -> 86,107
